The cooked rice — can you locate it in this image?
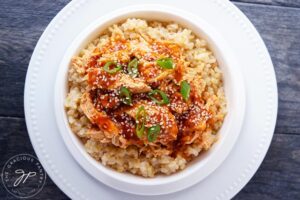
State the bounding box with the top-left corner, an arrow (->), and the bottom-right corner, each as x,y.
65,18 -> 226,177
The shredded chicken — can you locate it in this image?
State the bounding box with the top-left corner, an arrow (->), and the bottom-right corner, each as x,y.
80,92 -> 120,137
79,32 -> 213,154
122,101 -> 178,145
65,18 -> 226,178
85,128 -> 110,143
88,68 -> 151,93
80,92 -> 152,148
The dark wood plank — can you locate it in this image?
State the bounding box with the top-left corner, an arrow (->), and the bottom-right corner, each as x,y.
0,0 -> 299,199
0,0 -> 69,118
234,133 -> 300,200
0,117 -> 68,200
0,117 -> 299,199
0,1 -> 299,135
232,0 -> 300,8
233,3 -> 300,135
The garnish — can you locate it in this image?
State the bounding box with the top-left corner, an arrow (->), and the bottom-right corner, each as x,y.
156,58 -> 175,69
147,124 -> 161,142
136,106 -> 146,138
127,58 -> 139,77
180,80 -> 190,101
148,90 -> 170,105
103,61 -> 122,74
120,86 -> 132,105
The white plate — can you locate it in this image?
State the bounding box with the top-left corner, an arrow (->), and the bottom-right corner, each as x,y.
24,0 -> 278,199
54,5 -> 246,196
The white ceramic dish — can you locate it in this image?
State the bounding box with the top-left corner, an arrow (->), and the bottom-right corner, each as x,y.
24,0 -> 278,199
54,5 -> 245,196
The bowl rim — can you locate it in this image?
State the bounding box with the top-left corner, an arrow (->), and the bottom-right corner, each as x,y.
54,4 -> 246,196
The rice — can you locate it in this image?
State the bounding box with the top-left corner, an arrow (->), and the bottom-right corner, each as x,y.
65,18 -> 226,177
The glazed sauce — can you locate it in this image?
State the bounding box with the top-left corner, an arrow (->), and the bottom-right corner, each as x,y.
169,92 -> 189,114
92,114 -> 115,132
90,89 -> 139,141
92,89 -> 120,110
82,33 -> 213,150
86,55 -> 100,68
113,113 -> 137,140
139,62 -> 161,82
88,69 -> 120,88
174,60 -> 184,83
150,40 -> 181,60
85,48 -> 101,69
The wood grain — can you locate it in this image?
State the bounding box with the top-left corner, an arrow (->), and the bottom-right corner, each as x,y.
231,0 -> 300,8
0,0 -> 299,199
235,3 -> 300,135
0,117 -> 68,200
0,0 -> 68,118
0,117 -> 299,199
234,134 -> 300,200
0,1 -> 299,128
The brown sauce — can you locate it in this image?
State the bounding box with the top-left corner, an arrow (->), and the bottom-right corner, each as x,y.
113,113 -> 137,140
88,69 -> 120,88
83,33 -> 211,150
92,89 -> 121,110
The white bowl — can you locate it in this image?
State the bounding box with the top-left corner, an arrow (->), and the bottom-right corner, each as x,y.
54,4 -> 246,196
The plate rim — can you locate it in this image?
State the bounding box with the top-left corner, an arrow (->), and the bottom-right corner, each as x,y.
53,4 -> 246,196
24,0 -> 278,199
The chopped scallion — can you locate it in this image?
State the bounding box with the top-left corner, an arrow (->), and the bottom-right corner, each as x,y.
128,58 -> 139,77
147,124 -> 161,142
120,86 -> 132,105
148,90 -> 170,105
103,61 -> 122,74
156,58 -> 175,69
180,80 -> 190,101
136,106 -> 146,138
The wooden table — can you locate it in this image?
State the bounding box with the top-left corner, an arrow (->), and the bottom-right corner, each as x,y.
0,0 -> 299,199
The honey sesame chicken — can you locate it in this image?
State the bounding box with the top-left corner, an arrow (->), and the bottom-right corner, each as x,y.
121,101 -> 178,145
66,19 -> 226,177
80,92 -> 120,137
88,68 -> 151,93
80,32 -> 213,150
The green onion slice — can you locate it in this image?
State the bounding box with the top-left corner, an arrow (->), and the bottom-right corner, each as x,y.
136,106 -> 146,138
180,80 -> 190,101
103,61 -> 122,74
148,90 -> 170,105
156,58 -> 175,69
128,58 -> 139,77
120,86 -> 132,105
147,125 -> 161,142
